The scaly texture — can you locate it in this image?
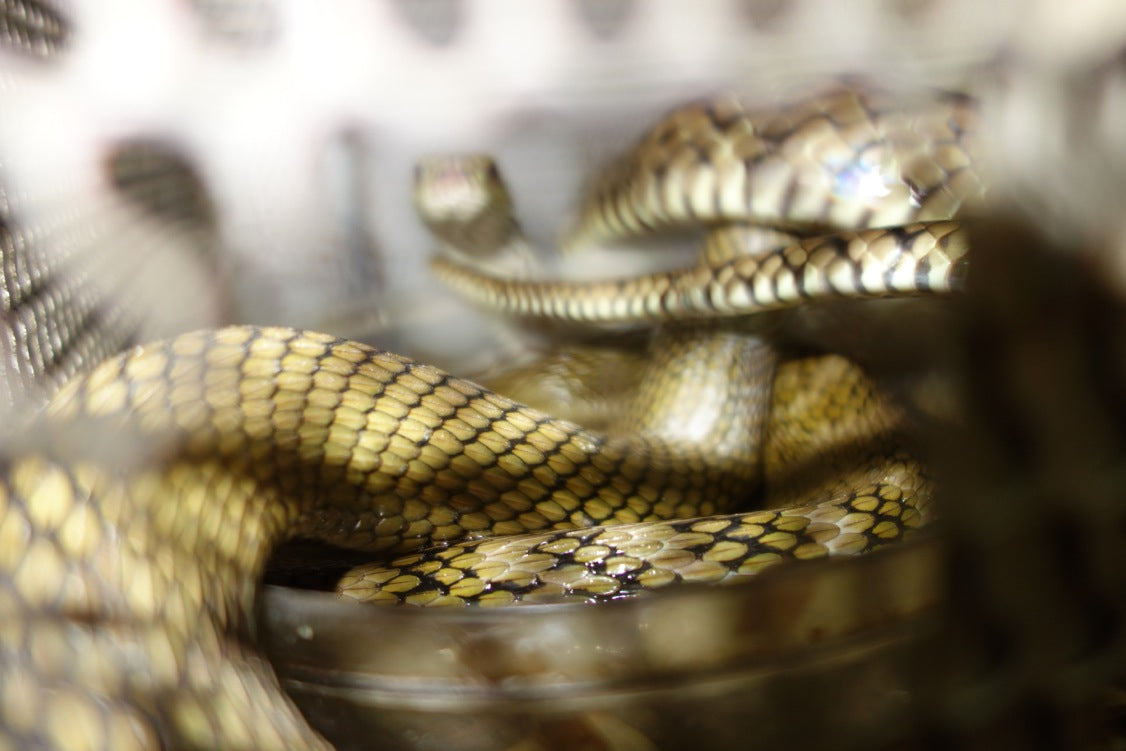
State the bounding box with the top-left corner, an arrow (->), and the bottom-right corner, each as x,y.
568,87 -> 982,245
432,221 -> 969,322
338,353 -> 929,606
354,87 -> 957,608
3,2 -> 1125,746
428,86 -> 978,324
0,86 -> 968,747
1,323 -> 777,747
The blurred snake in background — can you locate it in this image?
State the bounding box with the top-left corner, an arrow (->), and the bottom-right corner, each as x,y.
2,3 -> 1126,749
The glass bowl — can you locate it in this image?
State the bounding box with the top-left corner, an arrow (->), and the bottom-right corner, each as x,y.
259,538 -> 941,750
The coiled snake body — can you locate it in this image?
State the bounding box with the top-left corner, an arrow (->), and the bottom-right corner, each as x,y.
0,86 -> 980,748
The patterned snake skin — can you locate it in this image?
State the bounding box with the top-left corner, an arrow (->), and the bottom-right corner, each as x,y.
0,82 -> 965,746
3,1 -> 1126,750
360,86 -> 968,606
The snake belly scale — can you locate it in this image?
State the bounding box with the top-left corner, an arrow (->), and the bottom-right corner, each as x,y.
0,85 -> 977,748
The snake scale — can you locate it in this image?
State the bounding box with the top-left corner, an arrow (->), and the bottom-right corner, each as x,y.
1,85 -> 980,748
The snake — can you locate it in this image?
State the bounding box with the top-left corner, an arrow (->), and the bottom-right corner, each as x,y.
0,85 -> 980,748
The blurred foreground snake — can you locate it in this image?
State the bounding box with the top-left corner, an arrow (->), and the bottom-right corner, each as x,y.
0,86 -> 982,748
